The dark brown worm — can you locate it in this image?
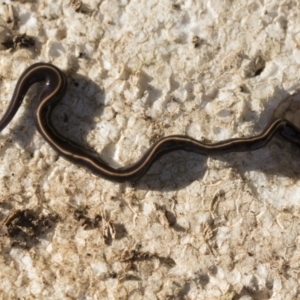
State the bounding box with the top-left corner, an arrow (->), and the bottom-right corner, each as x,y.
1,63 -> 300,181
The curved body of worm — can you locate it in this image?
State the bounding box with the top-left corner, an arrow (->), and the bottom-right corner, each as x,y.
0,63 -> 300,182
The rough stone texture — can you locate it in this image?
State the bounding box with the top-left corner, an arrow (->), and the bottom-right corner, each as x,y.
0,0 -> 300,299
